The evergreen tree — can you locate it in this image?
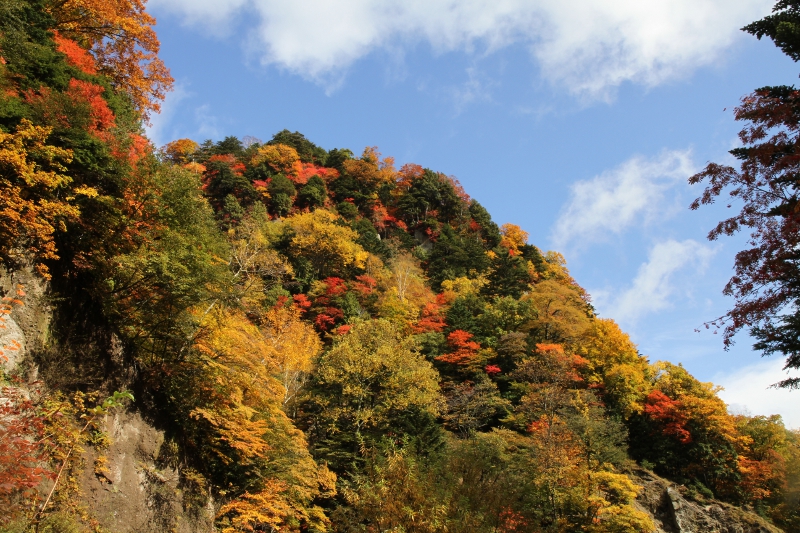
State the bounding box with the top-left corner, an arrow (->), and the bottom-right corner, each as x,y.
268,129 -> 327,163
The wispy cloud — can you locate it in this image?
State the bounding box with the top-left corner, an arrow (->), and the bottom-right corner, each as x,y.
145,83 -> 190,147
150,0 -> 772,99
715,358 -> 800,429
551,150 -> 695,251
194,104 -> 221,139
593,239 -> 715,324
145,89 -> 223,145
450,67 -> 496,114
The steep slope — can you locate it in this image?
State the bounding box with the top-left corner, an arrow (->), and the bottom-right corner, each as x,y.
632,468 -> 782,533
1,1 -> 799,532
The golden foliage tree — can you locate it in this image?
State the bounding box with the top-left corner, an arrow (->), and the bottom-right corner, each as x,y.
375,252 -> 433,325
312,319 -> 441,447
524,280 -> 592,345
261,304 -> 322,416
251,143 -> 300,175
228,206 -> 294,305
0,119 -> 93,277
499,223 -> 528,254
286,209 -> 368,277
342,147 -> 396,188
186,309 -> 334,532
163,138 -> 199,163
576,319 -> 651,417
586,471 -> 654,533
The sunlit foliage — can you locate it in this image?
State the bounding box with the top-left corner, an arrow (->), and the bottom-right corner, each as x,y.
2,3 -> 796,529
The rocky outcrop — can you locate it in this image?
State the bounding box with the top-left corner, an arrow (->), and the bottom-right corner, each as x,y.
1,265 -> 215,533
632,467 -> 782,533
0,264 -> 51,375
0,311 -> 26,373
79,410 -> 215,533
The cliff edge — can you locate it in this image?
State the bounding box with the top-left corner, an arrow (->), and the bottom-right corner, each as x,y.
632,467 -> 783,533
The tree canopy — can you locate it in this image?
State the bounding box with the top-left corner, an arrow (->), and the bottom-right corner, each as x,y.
1,1 -> 798,532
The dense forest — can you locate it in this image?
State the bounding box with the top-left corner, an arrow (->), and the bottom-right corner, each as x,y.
0,0 -> 799,532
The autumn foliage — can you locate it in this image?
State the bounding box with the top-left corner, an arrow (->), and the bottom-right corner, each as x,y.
690,85 -> 800,389
644,390 -> 691,444
1,2 -> 798,530
0,386 -> 53,516
0,120 -> 83,277
436,329 -> 481,365
53,32 -> 97,75
48,0 -> 173,120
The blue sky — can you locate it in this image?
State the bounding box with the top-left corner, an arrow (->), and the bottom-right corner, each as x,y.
145,0 -> 798,426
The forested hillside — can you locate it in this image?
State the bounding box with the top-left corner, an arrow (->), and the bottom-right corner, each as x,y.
0,0 -> 798,532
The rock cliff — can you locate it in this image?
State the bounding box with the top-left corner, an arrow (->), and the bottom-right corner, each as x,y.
632,467 -> 783,533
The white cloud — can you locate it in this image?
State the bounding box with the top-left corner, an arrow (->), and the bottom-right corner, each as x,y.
194,104 -> 221,139
145,87 -> 224,145
594,239 -> 715,324
153,0 -> 249,36
715,358 -> 800,429
450,67 -> 496,113
145,83 -> 189,147
150,0 -> 772,98
551,150 -> 695,250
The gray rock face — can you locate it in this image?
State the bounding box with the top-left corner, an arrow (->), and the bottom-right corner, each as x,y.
0,313 -> 26,373
79,410 -> 216,533
1,265 -> 214,533
632,468 -> 782,533
0,263 -> 51,376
